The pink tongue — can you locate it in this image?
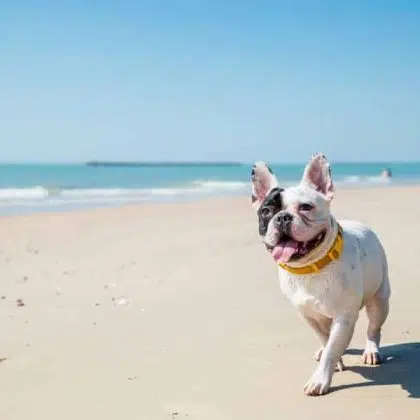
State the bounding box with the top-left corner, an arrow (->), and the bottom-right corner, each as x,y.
272,240 -> 299,263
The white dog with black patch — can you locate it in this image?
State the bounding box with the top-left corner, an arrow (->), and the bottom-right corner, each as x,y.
251,153 -> 391,396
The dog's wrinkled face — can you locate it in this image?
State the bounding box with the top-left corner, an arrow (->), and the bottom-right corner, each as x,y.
252,153 -> 334,263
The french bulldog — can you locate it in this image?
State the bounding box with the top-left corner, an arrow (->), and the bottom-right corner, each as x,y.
251,153 -> 391,396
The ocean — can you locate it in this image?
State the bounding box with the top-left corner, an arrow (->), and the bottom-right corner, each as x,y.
0,162 -> 419,215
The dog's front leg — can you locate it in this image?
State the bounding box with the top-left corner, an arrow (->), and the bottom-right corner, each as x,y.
302,314 -> 345,371
304,313 -> 358,396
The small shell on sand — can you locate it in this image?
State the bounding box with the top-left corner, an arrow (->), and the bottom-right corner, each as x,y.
112,296 -> 131,306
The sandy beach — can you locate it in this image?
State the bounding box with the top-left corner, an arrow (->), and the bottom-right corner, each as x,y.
0,186 -> 419,419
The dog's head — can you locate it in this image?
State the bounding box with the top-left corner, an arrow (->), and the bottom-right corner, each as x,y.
251,153 -> 334,264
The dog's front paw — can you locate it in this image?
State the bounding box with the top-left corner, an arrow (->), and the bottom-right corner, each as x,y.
314,347 -> 345,371
304,368 -> 332,396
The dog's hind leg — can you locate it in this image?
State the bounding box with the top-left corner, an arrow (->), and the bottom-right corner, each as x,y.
363,278 -> 390,365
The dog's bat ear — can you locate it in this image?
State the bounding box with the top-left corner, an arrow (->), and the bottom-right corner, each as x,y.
301,153 -> 334,201
251,162 -> 278,210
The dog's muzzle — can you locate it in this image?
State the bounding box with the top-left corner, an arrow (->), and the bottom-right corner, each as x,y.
274,211 -> 293,235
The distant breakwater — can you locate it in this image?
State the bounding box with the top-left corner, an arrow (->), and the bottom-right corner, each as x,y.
85,161 -> 245,168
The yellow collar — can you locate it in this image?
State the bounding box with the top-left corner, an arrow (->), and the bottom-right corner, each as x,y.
278,225 -> 343,275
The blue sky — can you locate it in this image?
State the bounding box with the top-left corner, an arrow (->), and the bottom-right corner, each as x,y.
1,0 -> 419,163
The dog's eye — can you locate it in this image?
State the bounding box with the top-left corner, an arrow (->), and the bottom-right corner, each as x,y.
299,203 -> 314,212
261,207 -> 272,218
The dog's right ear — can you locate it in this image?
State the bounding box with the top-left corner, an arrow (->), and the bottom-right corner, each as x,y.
251,162 -> 278,210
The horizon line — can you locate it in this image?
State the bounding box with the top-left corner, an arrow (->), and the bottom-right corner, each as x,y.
0,159 -> 420,165
0,159 -> 420,167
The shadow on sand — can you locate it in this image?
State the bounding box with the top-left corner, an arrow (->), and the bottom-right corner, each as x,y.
332,342 -> 420,398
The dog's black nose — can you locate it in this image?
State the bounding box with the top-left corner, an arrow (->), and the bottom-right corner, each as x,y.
275,211 -> 293,228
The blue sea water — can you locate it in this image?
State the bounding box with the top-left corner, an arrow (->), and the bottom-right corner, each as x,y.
0,162 -> 419,215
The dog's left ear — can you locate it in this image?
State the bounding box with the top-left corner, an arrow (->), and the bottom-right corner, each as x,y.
301,153 -> 334,201
251,161 -> 278,210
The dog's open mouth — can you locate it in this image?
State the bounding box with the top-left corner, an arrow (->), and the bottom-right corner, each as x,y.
265,230 -> 326,263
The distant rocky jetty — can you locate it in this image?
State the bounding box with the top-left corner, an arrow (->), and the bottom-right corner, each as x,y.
85,161 -> 244,167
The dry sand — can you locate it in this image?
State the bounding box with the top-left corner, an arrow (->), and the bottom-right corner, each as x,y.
0,187 -> 419,419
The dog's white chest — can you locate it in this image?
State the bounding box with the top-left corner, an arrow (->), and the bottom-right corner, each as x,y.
278,268 -> 340,318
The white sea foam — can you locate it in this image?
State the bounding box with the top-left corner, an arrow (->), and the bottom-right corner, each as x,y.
192,180 -> 248,191
0,186 -> 50,200
0,180 -> 249,205
339,175 -> 391,186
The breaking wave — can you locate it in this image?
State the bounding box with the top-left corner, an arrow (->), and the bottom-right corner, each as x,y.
0,180 -> 249,212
